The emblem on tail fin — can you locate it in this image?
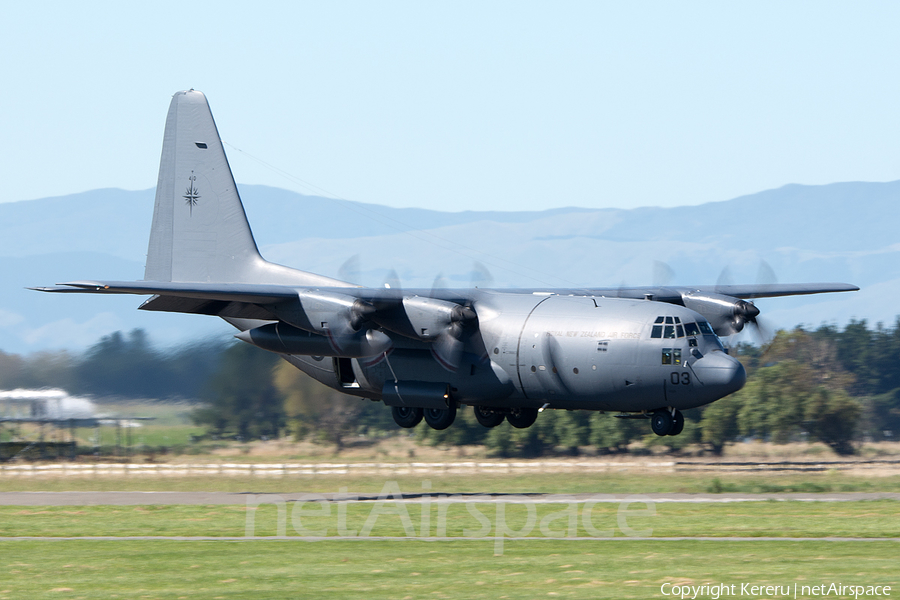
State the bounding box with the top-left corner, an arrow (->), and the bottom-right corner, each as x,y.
183,171 -> 200,215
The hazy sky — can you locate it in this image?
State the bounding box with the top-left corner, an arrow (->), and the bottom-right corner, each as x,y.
3,2 -> 899,212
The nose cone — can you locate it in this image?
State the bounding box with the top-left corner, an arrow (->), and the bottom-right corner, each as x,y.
693,350 -> 746,399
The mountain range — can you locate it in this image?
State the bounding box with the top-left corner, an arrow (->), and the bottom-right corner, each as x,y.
1,181 -> 897,353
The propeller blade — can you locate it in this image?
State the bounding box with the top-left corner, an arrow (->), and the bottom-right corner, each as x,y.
746,315 -> 774,347
432,324 -> 464,372
430,272 -> 449,296
652,260 -> 674,287
715,266 -> 733,293
470,262 -> 494,289
337,254 -> 361,283
326,319 -> 392,357
383,269 -> 402,292
755,259 -> 778,289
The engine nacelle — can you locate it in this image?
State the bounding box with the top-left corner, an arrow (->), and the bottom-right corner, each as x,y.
680,291 -> 759,336
373,296 -> 476,341
270,291 -> 374,334
236,322 -> 391,357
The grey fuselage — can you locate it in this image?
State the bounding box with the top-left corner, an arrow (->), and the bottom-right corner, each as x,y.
287,291 -> 746,413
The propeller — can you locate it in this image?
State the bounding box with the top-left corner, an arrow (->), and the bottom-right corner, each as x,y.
322,297 -> 388,355
425,264 -> 485,370
399,297 -> 476,372
743,260 -> 777,345
715,260 -> 776,345
431,319 -> 467,372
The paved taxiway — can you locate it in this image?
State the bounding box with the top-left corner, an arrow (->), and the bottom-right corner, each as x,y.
2,491 -> 899,505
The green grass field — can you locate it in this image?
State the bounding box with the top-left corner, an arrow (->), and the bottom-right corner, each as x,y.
3,438 -> 899,598
1,539 -> 896,599
1,501 -> 899,539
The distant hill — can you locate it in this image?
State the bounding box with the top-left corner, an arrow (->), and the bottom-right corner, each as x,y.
1,181 -> 897,353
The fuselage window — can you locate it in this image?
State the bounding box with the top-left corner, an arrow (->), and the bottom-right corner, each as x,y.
684,322 -> 700,336
651,325 -> 663,338
673,348 -> 682,365
662,348 -> 672,364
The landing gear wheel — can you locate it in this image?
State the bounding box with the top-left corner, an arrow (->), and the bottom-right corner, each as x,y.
507,407 -> 539,429
650,410 -> 674,436
473,406 -> 505,428
391,406 -> 423,428
668,410 -> 684,436
424,403 -> 457,430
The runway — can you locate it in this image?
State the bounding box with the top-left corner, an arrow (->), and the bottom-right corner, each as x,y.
2,536 -> 899,542
2,491 -> 899,505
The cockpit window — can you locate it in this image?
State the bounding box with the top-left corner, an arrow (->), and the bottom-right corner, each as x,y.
698,321 -> 715,335
653,317 -> 698,339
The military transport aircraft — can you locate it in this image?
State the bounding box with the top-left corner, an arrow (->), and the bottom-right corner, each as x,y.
34,90 -> 858,436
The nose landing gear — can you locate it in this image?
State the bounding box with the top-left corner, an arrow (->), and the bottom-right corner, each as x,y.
650,408 -> 684,436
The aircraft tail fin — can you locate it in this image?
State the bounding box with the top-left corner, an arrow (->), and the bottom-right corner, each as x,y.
145,90 -> 344,287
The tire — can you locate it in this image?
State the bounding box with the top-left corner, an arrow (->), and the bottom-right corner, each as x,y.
423,403 -> 457,430
473,406 -> 505,428
668,410 -> 685,436
507,407 -> 538,429
650,410 -> 673,436
391,406 -> 423,428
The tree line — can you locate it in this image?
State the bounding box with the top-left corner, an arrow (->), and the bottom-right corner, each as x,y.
1,319 -> 899,455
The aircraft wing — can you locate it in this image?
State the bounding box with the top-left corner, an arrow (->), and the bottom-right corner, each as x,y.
33,280 -> 860,304
33,279 -> 859,339
31,280 -> 302,303
581,282 -> 860,300
683,283 -> 860,299
32,280 -> 319,321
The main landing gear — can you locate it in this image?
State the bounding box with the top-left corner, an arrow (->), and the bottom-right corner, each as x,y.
392,403 -> 541,431
506,407 -> 539,429
650,408 -> 684,436
391,404 -> 458,430
473,406 -> 505,428
473,406 -> 538,429
423,404 -> 457,430
391,406 -> 423,428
